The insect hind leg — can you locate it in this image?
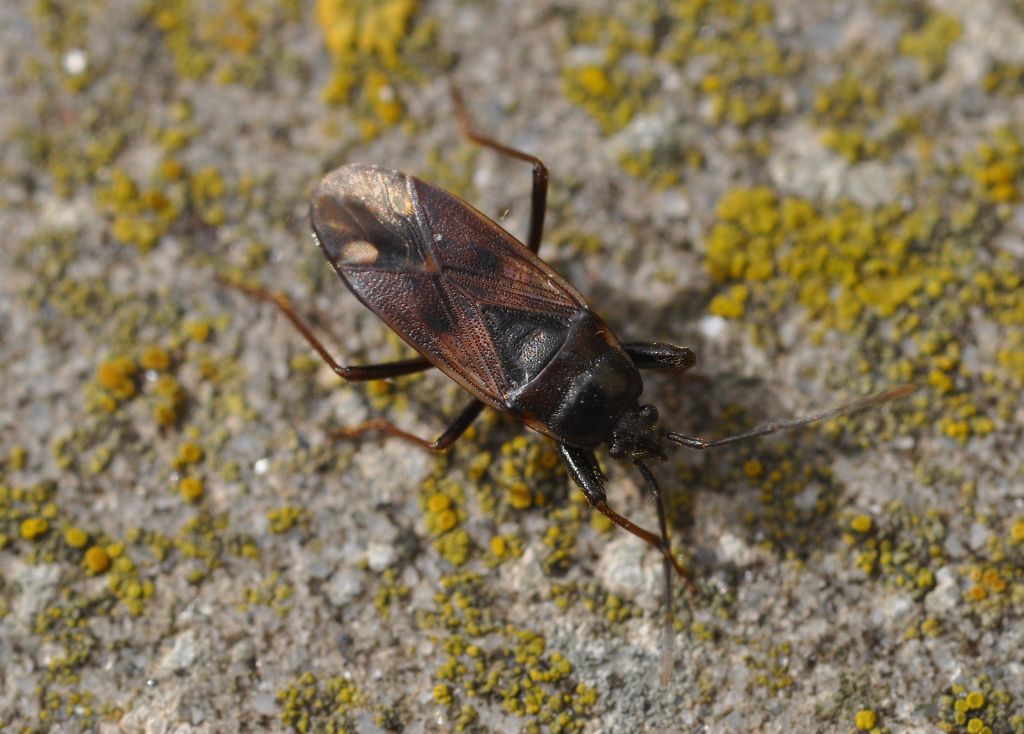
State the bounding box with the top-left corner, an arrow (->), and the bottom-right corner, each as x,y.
450,84 -> 548,255
216,275 -> 432,381
331,399 -> 484,453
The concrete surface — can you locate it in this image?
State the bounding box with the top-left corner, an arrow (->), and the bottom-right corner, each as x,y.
2,0 -> 1023,732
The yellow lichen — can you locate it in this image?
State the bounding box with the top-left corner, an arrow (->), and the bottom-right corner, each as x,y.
708,284 -> 749,319
84,545 -> 111,574
267,505 -> 306,533
178,476 -> 204,502
855,708 -> 877,730
899,13 -> 962,79
64,526 -> 88,548
175,442 -> 204,467
427,493 -> 451,513
850,515 -> 873,534
96,356 -> 137,400
184,318 -> 211,342
140,345 -> 171,371
489,535 -> 507,557
743,458 -> 764,478
1010,518 -> 1024,544
433,683 -> 452,705
20,517 -> 49,540
434,509 -> 458,533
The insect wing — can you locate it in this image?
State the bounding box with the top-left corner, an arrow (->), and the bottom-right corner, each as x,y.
312,163 -> 586,407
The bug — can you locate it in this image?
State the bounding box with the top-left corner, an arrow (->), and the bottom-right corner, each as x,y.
220,87 -> 913,683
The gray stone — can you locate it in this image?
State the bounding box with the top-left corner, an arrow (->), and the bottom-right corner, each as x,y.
325,569 -> 365,607
157,629 -> 200,676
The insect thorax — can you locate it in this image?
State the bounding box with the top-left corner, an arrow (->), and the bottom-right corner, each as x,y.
510,310 -> 642,448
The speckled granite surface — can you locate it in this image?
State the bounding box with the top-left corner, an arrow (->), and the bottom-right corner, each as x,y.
2,1 -> 1023,732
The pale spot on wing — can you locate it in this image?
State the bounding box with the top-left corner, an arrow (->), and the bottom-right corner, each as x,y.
339,240 -> 380,266
387,176 -> 415,217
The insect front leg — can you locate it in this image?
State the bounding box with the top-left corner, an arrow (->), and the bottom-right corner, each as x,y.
556,444 -> 691,580
450,84 -> 549,254
623,342 -> 697,372
216,276 -> 432,381
331,399 -> 484,453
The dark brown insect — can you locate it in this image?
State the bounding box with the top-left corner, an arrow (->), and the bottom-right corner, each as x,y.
221,87 -> 913,683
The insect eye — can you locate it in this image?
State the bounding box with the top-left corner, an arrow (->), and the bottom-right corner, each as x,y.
640,405 -> 658,422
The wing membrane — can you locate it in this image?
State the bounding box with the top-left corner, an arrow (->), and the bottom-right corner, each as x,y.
312,163 -> 587,407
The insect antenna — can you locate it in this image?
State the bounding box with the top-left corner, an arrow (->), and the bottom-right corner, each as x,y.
663,384 -> 916,450
634,461 -> 677,687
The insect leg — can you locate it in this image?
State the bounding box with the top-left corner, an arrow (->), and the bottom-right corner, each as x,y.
331,399 -> 484,453
623,342 -> 697,372
557,444 -> 691,581
450,84 -> 549,254
634,460 -> 689,685
216,276 -> 432,380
